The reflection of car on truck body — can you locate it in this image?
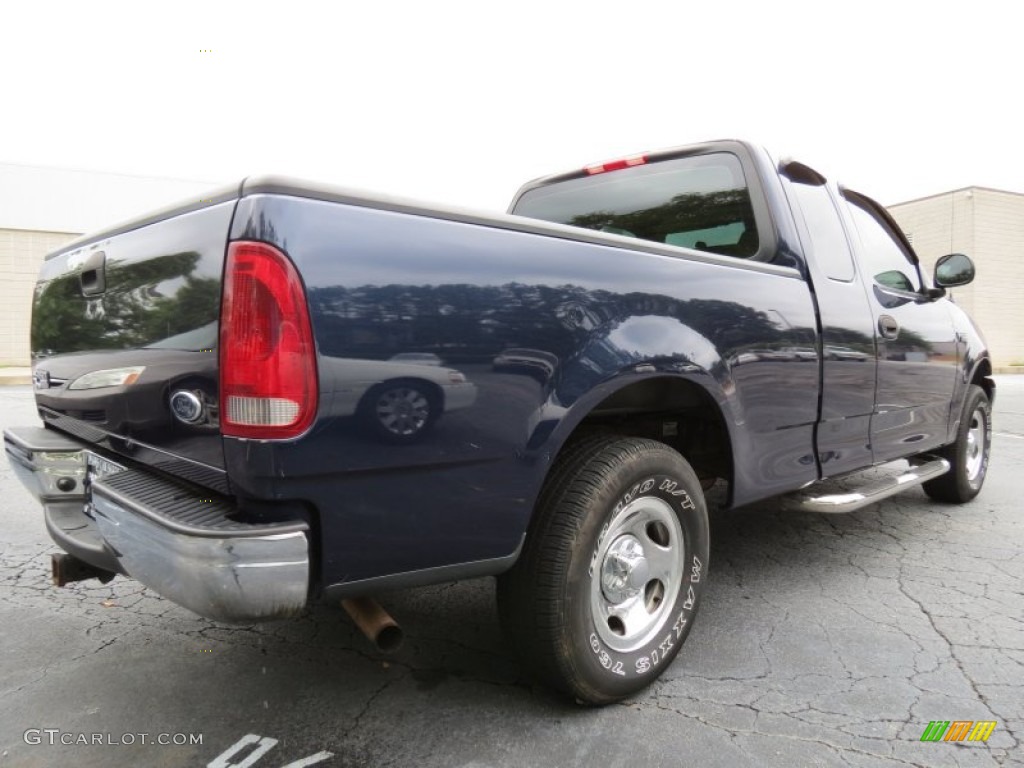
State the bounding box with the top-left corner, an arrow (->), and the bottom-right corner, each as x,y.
387,352 -> 443,367
782,345 -> 818,361
5,140 -> 993,705
492,347 -> 559,380
824,344 -> 871,362
321,356 -> 476,443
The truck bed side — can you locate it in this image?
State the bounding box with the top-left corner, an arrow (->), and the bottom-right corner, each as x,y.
226,189 -> 821,594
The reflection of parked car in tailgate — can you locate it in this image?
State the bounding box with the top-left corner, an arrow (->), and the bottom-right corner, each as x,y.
321,357 -> 476,443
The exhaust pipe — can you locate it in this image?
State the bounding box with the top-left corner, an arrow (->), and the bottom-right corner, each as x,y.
341,597 -> 403,653
52,553 -> 116,587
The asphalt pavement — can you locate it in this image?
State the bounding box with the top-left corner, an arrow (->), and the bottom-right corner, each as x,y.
1,378 -> 1022,768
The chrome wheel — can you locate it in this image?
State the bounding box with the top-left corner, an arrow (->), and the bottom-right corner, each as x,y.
590,495 -> 685,653
375,386 -> 431,436
965,403 -> 988,487
923,384 -> 992,504
497,436 -> 709,704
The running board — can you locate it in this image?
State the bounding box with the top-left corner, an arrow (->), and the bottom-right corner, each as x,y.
786,458 -> 950,514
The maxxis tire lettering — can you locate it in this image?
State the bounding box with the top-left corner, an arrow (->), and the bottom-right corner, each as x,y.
584,474 -> 704,680
673,610 -> 688,638
587,549 -> 704,680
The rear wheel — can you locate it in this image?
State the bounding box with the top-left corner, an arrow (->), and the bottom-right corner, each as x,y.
498,436 -> 709,704
923,384 -> 992,503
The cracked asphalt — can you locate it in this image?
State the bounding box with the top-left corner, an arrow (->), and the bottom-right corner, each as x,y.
2,378 -> 1022,768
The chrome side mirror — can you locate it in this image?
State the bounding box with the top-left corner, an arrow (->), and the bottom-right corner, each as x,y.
934,253 -> 975,288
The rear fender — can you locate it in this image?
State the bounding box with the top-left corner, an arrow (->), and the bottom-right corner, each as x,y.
525,365 -> 738,499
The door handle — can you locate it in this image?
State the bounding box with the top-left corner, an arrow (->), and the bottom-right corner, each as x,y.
79,250 -> 106,296
878,314 -> 899,340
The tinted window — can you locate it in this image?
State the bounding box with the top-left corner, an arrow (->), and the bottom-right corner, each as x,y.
513,153 -> 760,259
843,193 -> 919,291
791,183 -> 855,281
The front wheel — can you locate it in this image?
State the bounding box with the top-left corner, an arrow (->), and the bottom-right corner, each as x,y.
497,436 -> 710,704
923,384 -> 992,503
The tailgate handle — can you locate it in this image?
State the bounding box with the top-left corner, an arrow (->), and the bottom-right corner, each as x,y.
79,250 -> 106,296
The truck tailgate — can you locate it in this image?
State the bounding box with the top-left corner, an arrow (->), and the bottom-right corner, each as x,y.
30,199 -> 237,493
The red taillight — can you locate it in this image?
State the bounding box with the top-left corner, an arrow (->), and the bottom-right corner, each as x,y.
220,241 -> 317,439
584,154 -> 648,175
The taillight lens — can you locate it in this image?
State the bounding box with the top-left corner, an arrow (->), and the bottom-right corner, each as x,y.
220,241 -> 317,439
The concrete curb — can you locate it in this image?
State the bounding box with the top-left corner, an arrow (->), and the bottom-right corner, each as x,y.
0,369 -> 32,387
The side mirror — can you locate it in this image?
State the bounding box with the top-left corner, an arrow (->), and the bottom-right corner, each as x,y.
934,253 -> 975,288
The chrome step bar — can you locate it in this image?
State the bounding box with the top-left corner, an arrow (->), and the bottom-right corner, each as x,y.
787,458 -> 950,514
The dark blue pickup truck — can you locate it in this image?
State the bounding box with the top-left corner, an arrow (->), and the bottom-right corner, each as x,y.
4,140 -> 993,704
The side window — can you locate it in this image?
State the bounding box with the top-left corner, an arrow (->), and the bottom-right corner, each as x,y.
790,182 -> 855,281
513,153 -> 761,259
843,192 -> 919,292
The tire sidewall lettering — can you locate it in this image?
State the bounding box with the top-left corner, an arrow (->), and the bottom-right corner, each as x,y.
957,394 -> 993,494
580,471 -> 708,682
972,400 -> 992,487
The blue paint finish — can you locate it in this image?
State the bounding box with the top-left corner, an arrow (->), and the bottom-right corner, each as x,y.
227,193 -> 820,585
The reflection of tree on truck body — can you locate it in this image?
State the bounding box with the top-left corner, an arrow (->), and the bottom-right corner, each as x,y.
34,251 -> 219,355
308,282 -> 814,366
569,189 -> 758,257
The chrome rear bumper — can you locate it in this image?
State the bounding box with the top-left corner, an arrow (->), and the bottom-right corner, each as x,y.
4,426 -> 310,623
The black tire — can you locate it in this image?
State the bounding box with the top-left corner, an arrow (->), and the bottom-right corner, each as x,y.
497,436 -> 710,704
923,384 -> 992,503
358,379 -> 440,444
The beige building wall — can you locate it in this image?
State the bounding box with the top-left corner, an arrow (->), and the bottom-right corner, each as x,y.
0,228 -> 80,365
890,188 -> 1023,369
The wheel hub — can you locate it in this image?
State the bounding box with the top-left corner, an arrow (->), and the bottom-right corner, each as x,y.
965,405 -> 987,483
590,495 -> 686,653
600,535 -> 650,604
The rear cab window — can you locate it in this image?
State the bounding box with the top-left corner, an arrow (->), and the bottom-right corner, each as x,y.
512,152 -> 765,260
788,182 -> 857,282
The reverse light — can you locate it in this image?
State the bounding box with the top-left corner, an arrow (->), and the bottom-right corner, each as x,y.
219,241 -> 318,439
68,366 -> 145,390
584,154 -> 648,175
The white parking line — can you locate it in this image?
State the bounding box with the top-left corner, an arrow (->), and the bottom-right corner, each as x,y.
208,734 -> 333,768
995,432 -> 1024,440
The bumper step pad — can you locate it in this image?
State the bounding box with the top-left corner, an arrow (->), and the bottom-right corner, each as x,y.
93,469 -> 305,537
